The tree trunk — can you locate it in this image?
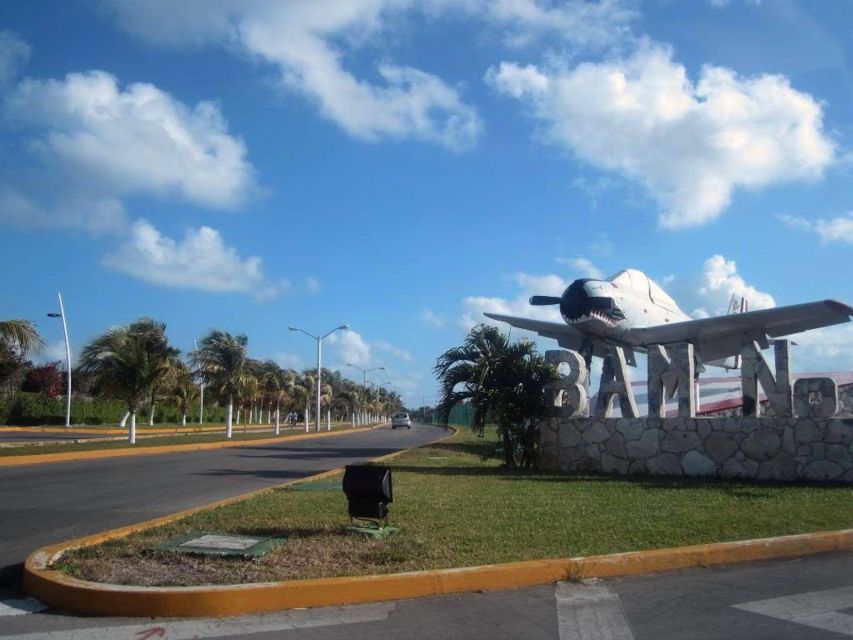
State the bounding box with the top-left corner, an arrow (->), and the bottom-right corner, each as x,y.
304,403 -> 309,433
149,402 -> 155,426
181,413 -> 187,427
226,397 -> 233,439
129,411 -> 136,444
120,411 -> 129,428
236,407 -> 241,426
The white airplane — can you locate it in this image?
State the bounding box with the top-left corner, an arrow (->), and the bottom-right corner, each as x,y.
485,269 -> 853,369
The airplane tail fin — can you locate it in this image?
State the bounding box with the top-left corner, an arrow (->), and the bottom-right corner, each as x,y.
726,294 -> 749,369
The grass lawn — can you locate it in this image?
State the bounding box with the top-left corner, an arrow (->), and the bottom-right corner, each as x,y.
58,426 -> 853,587
0,423 -> 359,457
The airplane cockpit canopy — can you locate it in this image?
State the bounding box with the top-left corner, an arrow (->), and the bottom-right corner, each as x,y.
607,269 -> 679,312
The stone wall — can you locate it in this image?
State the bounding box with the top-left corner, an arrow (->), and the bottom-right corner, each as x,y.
540,416 -> 853,483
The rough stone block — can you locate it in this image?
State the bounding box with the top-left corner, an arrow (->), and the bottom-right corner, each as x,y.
601,453 -> 629,475
626,429 -> 659,460
741,428 -> 782,462
646,454 -> 682,476
558,424 -> 582,448
802,460 -> 844,482
661,430 -> 700,454
697,421 -> 712,439
704,432 -> 739,463
721,458 -> 750,478
682,450 -> 717,477
584,421 -> 611,444
605,432 -> 627,458
616,419 -> 644,442
825,421 -> 847,444
757,454 -> 797,481
826,444 -> 852,468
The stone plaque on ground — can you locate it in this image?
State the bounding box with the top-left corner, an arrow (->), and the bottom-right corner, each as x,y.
159,531 -> 286,558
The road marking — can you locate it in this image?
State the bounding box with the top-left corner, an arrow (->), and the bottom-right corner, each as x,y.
556,581 -> 635,640
733,585 -> 853,636
0,602 -> 396,639
0,598 -> 46,616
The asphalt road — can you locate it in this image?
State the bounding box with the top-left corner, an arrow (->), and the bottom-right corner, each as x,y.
1,550 -> 850,638
0,423 -> 446,586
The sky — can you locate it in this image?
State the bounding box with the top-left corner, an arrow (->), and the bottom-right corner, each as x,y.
1,0 -> 852,407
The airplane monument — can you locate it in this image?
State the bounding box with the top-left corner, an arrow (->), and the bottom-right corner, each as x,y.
487,269 -> 853,483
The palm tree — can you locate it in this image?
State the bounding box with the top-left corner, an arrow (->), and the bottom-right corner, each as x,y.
434,324 -> 555,468
192,330 -> 249,439
171,362 -> 199,427
0,320 -> 45,355
78,318 -> 179,444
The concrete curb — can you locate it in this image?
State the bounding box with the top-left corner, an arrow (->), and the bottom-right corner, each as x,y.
0,425 -> 382,467
23,425 -> 851,618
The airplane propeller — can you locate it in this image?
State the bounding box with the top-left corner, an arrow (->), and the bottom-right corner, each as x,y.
529,296 -> 562,306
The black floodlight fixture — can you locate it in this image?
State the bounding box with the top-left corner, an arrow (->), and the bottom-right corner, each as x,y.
47,313 -> 61,318
342,464 -> 393,527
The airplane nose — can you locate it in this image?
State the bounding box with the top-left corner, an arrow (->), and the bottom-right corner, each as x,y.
560,279 -> 625,324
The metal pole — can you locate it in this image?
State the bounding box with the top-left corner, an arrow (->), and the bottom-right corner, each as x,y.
57,291 -> 71,428
194,340 -> 204,424
316,337 -> 322,432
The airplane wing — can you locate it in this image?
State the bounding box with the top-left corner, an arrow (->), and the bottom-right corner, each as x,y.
629,300 -> 853,363
483,312 -> 609,356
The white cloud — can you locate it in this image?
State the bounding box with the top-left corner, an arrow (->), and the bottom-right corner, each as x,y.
480,0 -> 637,49
557,257 -> 603,279
0,31 -> 30,86
102,0 -> 482,151
375,340 -> 413,363
3,70 -> 254,223
692,254 -> 775,317
305,277 -> 321,294
487,43 -> 834,228
102,219 -> 283,298
780,212 -> 853,245
421,308 -> 445,328
275,352 -> 305,371
461,271 -> 569,331
327,329 -> 373,368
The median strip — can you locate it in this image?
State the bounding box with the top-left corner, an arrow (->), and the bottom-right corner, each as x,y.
0,425 -> 380,466
22,426 -> 853,617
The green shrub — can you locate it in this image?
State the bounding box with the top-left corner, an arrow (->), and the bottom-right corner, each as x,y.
0,392 -> 229,426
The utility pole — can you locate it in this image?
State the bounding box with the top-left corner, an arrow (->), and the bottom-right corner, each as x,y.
289,324 -> 349,433
47,291 -> 71,428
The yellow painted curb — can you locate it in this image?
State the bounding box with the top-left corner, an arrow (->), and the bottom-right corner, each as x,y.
25,528 -> 853,618
0,425 -> 381,467
20,424 -> 852,618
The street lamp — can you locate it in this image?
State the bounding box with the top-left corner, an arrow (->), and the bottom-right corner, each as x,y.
347,364 -> 385,425
289,324 -> 349,432
46,291 -> 71,428
193,340 -> 204,424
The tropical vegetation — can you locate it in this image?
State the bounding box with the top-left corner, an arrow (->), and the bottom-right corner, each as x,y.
0,314 -> 404,441
435,324 -> 556,468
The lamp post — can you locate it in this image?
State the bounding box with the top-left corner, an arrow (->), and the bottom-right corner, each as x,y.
289,324 -> 349,432
193,340 -> 204,424
347,363 -> 384,425
47,291 -> 71,428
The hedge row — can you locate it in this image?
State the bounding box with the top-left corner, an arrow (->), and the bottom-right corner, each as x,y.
0,392 -> 228,426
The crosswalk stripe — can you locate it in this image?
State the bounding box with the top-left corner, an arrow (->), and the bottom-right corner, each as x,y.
0,602 -> 396,639
555,581 -> 635,640
733,585 -> 853,636
0,598 -> 47,617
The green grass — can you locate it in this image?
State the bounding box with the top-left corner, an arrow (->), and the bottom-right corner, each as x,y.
0,424 -> 357,457
58,427 -> 853,586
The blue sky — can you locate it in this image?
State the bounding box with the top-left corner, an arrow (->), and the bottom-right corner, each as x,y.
1,0 -> 851,406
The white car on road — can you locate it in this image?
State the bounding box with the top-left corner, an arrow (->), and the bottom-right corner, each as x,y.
391,412 -> 412,429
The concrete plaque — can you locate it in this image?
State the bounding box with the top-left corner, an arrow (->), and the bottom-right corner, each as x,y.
160,530 -> 286,558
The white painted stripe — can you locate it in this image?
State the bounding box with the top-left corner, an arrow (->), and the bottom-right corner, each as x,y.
0,598 -> 46,616
733,586 -> 853,636
555,582 -> 635,640
0,602 -> 396,639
